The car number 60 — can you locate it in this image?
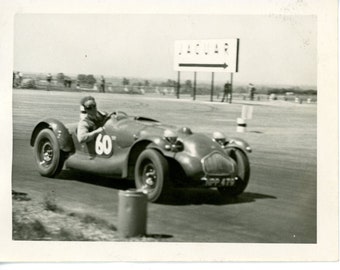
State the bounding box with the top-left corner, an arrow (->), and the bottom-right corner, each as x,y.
95,134 -> 112,155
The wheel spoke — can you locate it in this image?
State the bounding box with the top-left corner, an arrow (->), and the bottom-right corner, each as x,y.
34,129 -> 63,177
135,149 -> 168,202
142,163 -> 157,190
40,141 -> 53,166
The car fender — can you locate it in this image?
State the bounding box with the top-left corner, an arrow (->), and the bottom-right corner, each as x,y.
124,137 -> 175,179
226,137 -> 252,153
133,136 -> 176,157
30,118 -> 74,152
223,145 -> 248,158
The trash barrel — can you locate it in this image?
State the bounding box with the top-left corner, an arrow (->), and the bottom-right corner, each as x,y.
117,189 -> 148,238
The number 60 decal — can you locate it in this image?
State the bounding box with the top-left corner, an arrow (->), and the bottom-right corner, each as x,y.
95,134 -> 112,155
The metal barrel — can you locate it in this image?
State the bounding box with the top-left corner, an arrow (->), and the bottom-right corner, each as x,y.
117,189 -> 148,238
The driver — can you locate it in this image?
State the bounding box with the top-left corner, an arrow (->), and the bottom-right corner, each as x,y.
77,96 -> 107,143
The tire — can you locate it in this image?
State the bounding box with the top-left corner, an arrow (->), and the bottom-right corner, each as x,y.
218,149 -> 250,197
134,149 -> 169,202
33,129 -> 64,177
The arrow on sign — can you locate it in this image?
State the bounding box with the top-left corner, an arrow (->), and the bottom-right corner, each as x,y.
179,63 -> 228,68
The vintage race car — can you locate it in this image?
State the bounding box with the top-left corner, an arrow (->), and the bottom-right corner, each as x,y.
30,111 -> 252,202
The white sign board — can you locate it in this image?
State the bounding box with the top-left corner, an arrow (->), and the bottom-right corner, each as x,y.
174,39 -> 239,73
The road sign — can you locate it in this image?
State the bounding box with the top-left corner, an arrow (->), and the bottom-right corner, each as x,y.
174,39 -> 239,73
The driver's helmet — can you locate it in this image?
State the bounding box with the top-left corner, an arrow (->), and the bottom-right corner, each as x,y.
80,96 -> 96,112
79,96 -> 96,119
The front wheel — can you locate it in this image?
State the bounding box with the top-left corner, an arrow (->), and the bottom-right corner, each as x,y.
33,129 -> 64,177
218,149 -> 250,197
134,149 -> 169,202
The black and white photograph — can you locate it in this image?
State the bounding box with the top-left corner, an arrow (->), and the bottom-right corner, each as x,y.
0,0 -> 338,263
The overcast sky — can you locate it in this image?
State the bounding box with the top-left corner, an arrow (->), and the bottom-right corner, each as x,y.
14,14 -> 316,86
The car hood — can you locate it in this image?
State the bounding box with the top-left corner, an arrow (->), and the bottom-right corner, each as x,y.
132,118 -> 225,157
66,115 -> 224,157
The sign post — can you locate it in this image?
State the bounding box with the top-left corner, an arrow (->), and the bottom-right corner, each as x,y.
193,72 -> 197,100
210,72 -> 214,102
174,38 -> 239,102
176,71 -> 180,99
230,72 -> 234,103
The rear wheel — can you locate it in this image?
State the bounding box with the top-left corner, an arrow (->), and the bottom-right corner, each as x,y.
134,149 -> 169,202
218,149 -> 250,197
34,129 -> 64,177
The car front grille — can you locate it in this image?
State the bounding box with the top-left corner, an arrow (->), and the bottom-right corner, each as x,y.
202,151 -> 235,175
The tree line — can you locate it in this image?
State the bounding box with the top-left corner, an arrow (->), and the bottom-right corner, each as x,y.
54,73 -> 317,96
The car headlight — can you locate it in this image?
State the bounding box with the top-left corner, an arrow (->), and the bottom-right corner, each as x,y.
178,127 -> 193,135
212,131 -> 226,146
164,129 -> 178,144
163,129 -> 183,152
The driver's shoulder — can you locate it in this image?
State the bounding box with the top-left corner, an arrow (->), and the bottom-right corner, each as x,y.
78,117 -> 91,127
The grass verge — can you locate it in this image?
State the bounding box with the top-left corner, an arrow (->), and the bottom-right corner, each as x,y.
12,190 -> 157,241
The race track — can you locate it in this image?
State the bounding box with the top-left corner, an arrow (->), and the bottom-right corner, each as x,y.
12,89 -> 317,243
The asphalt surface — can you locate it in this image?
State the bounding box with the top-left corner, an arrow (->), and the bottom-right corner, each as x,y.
12,89 -> 317,243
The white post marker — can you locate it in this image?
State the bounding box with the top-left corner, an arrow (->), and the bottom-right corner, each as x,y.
236,117 -> 247,133
237,105 -> 253,132
241,105 -> 253,120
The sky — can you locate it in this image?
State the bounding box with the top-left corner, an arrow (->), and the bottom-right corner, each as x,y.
14,14 -> 317,87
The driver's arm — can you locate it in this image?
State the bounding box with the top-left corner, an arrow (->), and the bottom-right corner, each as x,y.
99,110 -> 108,118
77,121 -> 104,144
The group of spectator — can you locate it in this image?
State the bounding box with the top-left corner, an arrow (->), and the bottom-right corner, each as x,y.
12,71 -> 23,88
13,72 -> 107,92
220,82 -> 256,103
14,72 -> 258,102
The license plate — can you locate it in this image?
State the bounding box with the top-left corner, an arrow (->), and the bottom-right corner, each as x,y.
205,177 -> 237,187
220,178 -> 235,186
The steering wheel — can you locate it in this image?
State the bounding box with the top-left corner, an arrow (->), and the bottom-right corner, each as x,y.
103,110 -> 128,123
113,110 -> 128,120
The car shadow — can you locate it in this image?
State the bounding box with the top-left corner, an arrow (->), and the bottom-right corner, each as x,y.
248,130 -> 263,134
57,170 -> 135,190
57,170 -> 276,206
159,188 -> 277,206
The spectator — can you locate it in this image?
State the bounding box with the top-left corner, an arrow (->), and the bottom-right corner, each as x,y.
18,72 -> 23,85
249,83 -> 256,101
64,77 -> 72,88
46,73 -> 52,91
12,72 -> 16,88
46,73 -> 52,83
221,81 -> 232,103
100,76 -> 105,93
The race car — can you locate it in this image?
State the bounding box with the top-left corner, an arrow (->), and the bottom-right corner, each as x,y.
30,111 -> 252,202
